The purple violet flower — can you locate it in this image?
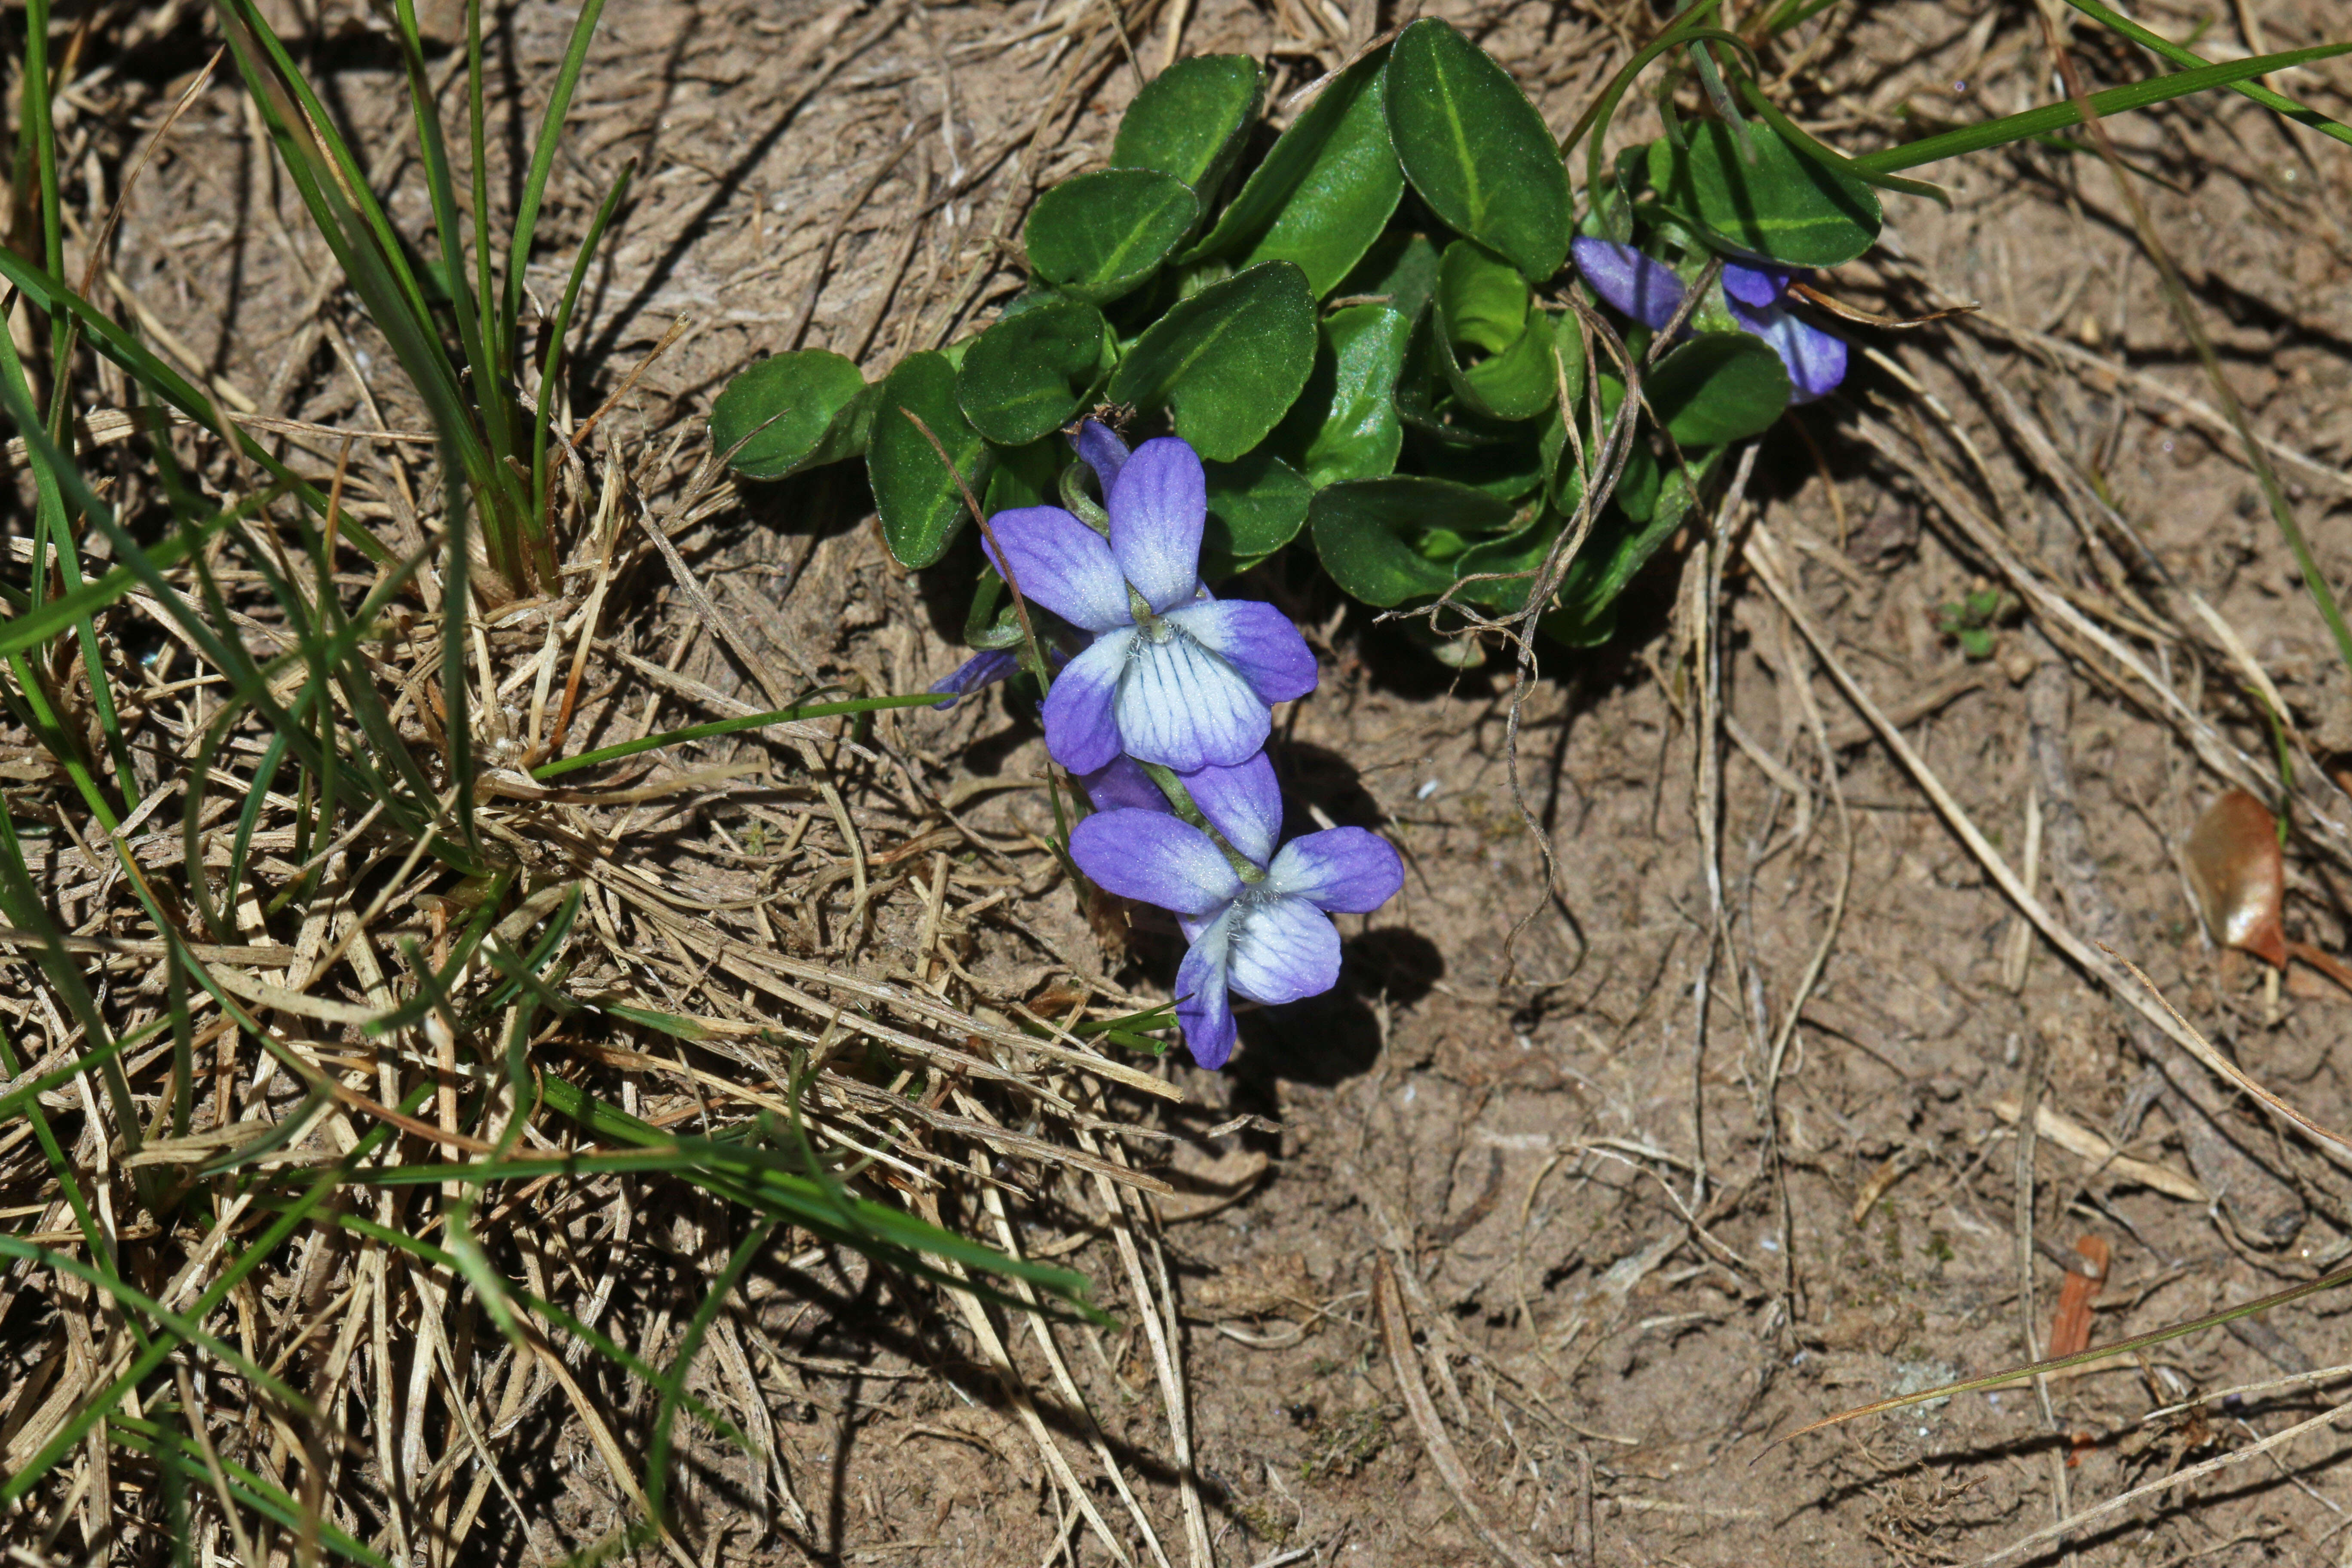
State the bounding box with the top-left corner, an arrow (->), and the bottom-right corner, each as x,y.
928,648 -> 1021,708
927,645 -> 1068,708
1718,262 -> 1847,404
1572,238 -> 1848,404
1571,238 -> 1687,332
1069,753 -> 1402,1069
982,436 -> 1317,774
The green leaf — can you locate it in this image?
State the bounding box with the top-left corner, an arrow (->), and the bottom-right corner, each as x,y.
1645,332 -> 1791,446
1455,511 -> 1569,612
1026,168 -> 1202,304
1412,430 -> 1551,502
1185,49 -> 1405,297
1336,230 -> 1442,320
1650,119 -> 1881,267
1107,261 -> 1318,461
870,351 -> 993,569
708,350 -> 873,480
1310,476 -> 1514,606
1274,303 -> 1410,487
957,298 -> 1112,446
983,434 -> 1063,515
1384,19 -> 1572,282
1112,54 -> 1264,198
1431,239 -> 1556,421
1201,449 -> 1314,577
1545,450 -> 1721,645
1393,310 -> 1521,448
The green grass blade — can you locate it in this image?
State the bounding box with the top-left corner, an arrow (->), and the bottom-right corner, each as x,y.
531,692 -> 945,780
0,1091 -> 432,1509
647,1217 -> 776,1526
1733,75 -> 1950,205
506,0 -> 611,358
531,157 -> 635,534
0,247 -> 393,564
110,1415 -> 389,1567
2065,0 -> 2352,149
1856,41 -> 2352,172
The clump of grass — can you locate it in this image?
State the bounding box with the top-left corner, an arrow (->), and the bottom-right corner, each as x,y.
0,1 -> 1175,1559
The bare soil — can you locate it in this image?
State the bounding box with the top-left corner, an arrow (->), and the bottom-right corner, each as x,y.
34,0 -> 2352,1562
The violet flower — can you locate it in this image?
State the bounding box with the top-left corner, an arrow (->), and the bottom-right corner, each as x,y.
1069,753 -> 1402,1069
928,648 -> 1020,708
1572,238 -> 1848,403
983,436 -> 1317,774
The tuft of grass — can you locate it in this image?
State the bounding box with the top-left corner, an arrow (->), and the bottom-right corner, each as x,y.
0,3 -> 1172,1561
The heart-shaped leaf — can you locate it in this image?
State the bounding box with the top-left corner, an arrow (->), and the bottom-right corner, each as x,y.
957,297 -> 1112,446
1026,168 -> 1202,305
1274,303 -> 1411,487
1106,260 -> 1317,460
1645,332 -> 1792,447
1112,54 -> 1263,200
870,351 -> 992,569
1183,49 -> 1404,297
1385,18 -> 1572,283
1431,240 -> 1556,421
1310,475 -> 1513,606
1649,120 -> 1882,268
1200,449 -> 1314,578
709,349 -> 873,479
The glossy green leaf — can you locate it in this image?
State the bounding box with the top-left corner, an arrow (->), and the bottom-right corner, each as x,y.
1107,261 -> 1317,461
1274,303 -> 1410,487
1412,431 -> 1550,502
1200,449 -> 1314,577
1650,120 -> 1881,267
1112,54 -> 1263,198
1384,19 -> 1572,282
957,298 -> 1112,446
1646,332 -> 1791,447
1026,168 -> 1202,304
709,350 -> 872,480
1431,240 -> 1555,421
870,351 -> 993,569
1337,230 -> 1441,320
1310,476 -> 1513,606
1185,49 -> 1404,297
1393,312 -> 1519,448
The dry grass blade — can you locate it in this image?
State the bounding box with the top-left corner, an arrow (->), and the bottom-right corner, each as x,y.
1376,1255 -> 1547,1568
1959,1398 -> 2352,1568
1747,525 -> 2352,1162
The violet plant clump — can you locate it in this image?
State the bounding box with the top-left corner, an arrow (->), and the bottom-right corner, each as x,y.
938,422 -> 1403,1069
